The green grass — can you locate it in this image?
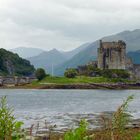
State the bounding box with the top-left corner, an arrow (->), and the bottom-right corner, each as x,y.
31,76 -> 132,86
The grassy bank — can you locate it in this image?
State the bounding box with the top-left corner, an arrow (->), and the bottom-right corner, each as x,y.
0,75 -> 135,89
30,76 -> 132,86
22,76 -> 136,89
0,76 -> 137,89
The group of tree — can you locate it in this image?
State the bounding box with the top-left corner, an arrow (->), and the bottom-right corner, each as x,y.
35,66 -> 130,80
64,68 -> 78,78
64,64 -> 130,79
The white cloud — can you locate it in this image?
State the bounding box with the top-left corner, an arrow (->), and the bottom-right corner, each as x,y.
0,0 -> 140,51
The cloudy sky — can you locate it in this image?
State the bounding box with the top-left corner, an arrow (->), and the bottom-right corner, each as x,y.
0,0 -> 140,51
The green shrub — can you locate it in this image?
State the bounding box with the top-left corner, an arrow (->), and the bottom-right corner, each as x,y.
64,120 -> 93,140
101,69 -> 113,78
112,95 -> 134,133
35,68 -> 46,80
0,96 -> 24,140
64,68 -> 77,78
134,134 -> 140,140
75,64 -> 130,79
100,95 -> 134,140
101,69 -> 130,79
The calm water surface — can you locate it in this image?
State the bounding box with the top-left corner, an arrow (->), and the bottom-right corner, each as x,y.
0,89 -> 140,131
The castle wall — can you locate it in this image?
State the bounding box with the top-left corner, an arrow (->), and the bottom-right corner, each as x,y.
108,47 -> 126,69
133,65 -> 140,79
98,48 -> 104,69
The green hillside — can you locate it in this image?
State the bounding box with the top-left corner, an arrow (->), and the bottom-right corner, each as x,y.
0,48 -> 35,76
127,50 -> 140,64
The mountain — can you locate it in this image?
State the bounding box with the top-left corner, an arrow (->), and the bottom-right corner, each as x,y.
10,44 -> 89,60
28,49 -> 67,74
54,43 -> 97,75
55,29 -> 140,75
127,50 -> 140,64
28,44 -> 91,74
10,47 -> 44,58
102,29 -> 140,51
61,43 -> 91,59
0,48 -> 35,76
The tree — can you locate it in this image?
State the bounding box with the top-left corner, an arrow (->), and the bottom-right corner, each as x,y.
64,68 -> 77,78
35,68 -> 46,80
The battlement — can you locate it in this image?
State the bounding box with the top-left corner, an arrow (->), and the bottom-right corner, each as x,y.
100,40 -> 126,49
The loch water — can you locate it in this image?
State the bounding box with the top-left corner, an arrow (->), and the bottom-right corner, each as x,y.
0,89 -> 140,131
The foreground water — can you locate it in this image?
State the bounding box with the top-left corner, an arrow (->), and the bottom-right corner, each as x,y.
0,89 -> 140,132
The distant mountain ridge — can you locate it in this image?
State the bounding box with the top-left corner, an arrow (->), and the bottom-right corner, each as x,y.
28,43 -> 90,74
10,47 -> 44,58
61,43 -> 91,59
28,49 -> 67,74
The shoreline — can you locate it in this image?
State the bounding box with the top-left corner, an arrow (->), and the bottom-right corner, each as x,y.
23,110 -> 140,139
1,83 -> 140,89
25,116 -> 140,140
26,128 -> 140,140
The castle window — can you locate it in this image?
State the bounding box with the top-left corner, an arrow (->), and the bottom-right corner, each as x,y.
106,48 -> 110,57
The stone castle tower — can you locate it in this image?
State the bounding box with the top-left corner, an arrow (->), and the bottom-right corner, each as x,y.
98,40 -> 126,70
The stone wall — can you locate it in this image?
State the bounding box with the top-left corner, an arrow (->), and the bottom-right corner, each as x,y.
0,76 -> 36,86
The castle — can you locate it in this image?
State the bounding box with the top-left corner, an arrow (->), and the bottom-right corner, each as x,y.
98,40 -> 126,70
77,40 -> 140,79
97,40 -> 140,79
